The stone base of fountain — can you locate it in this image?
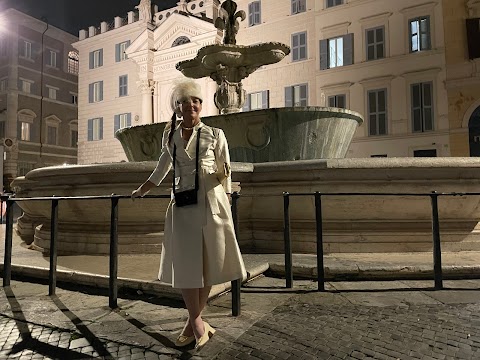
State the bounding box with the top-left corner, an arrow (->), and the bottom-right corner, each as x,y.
11,158 -> 480,255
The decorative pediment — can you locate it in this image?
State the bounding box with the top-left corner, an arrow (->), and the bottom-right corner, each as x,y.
153,12 -> 216,51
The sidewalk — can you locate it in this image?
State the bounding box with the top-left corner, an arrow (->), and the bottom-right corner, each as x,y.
1,225 -> 480,358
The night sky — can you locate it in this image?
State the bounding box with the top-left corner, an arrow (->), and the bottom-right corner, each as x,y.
0,0 -> 179,35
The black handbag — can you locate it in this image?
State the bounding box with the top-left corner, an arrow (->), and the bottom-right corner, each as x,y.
173,128 -> 201,207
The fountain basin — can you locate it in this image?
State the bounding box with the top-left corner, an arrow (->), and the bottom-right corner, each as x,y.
116,107 -> 363,163
11,158 -> 480,255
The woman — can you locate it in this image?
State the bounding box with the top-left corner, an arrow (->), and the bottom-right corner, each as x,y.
132,79 -> 247,350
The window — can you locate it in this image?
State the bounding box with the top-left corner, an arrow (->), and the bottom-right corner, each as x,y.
89,49 -> 103,69
411,82 -> 433,132
47,50 -> 57,68
248,1 -> 261,26
20,122 -> 31,141
285,84 -> 308,107
68,51 -> 79,74
47,87 -> 57,100
409,16 -> 431,52
114,113 -> 132,133
292,0 -> 306,14
292,32 -> 307,61
368,89 -> 387,136
119,75 -> 128,97
320,34 -> 354,70
115,41 -> 130,62
71,94 -> 78,104
413,149 -> 437,157
0,79 -> 7,91
71,129 -> 78,147
366,26 -> 385,61
328,94 -> 346,108
243,90 -> 269,111
172,36 -> 190,47
88,81 -> 103,103
20,40 -> 32,59
87,118 -> 103,141
21,80 -> 32,93
326,0 -> 343,8
17,162 -> 35,176
47,125 -> 57,145
371,154 -> 387,158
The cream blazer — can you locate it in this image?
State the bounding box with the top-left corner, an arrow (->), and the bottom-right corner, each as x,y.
147,121 -> 246,288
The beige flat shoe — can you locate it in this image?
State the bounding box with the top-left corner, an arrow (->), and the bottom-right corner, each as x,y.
194,321 -> 216,351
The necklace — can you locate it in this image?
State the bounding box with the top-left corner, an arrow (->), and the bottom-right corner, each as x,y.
181,121 -> 199,131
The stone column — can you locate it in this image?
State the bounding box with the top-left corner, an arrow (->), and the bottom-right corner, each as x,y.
138,80 -> 154,124
152,81 -> 159,123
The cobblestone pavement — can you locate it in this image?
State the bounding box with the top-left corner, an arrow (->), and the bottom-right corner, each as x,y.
213,300 -> 480,360
1,278 -> 480,359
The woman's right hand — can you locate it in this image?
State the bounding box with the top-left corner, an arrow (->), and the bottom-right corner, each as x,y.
131,187 -> 143,201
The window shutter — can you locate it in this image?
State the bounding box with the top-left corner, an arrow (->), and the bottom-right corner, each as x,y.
300,0 -> 306,12
300,84 -> 308,106
319,39 -> 328,70
255,2 -> 261,24
343,33 -> 354,66
99,81 -> 103,101
115,43 -> 120,62
88,119 -> 93,141
242,94 -> 250,111
292,0 -> 297,14
300,32 -> 307,59
262,90 -> 269,109
99,49 -> 103,67
46,51 -> 51,66
99,118 -> 104,140
127,113 -> 132,127
88,83 -> 94,103
89,51 -> 94,69
248,3 -> 253,26
114,115 -> 120,133
466,18 -> 480,59
285,87 -> 293,107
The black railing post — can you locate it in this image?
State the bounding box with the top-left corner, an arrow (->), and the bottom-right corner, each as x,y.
283,192 -> 293,288
48,198 -> 59,295
3,199 -> 14,287
109,196 -> 119,309
314,192 -> 325,291
231,191 -> 241,316
430,191 -> 443,290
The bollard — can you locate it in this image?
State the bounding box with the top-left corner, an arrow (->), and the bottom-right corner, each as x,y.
2,199 -> 14,287
48,199 -> 59,295
430,191 -> 443,290
109,196 -> 119,309
283,192 -> 293,288
314,192 -> 325,291
231,192 -> 241,316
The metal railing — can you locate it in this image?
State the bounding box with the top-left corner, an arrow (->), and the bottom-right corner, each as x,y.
0,194 -> 242,315
2,190 -> 478,316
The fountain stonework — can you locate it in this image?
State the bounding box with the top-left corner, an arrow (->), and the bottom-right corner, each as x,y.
10,0 -> 480,255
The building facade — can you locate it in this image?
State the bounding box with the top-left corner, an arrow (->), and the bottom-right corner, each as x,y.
443,0 -> 480,156
75,0 -> 452,164
0,9 -> 79,189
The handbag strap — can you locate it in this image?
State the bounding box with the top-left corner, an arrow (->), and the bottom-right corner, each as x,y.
173,127 -> 201,194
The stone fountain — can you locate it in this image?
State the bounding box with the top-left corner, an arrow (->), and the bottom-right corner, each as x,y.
10,0 -> 480,257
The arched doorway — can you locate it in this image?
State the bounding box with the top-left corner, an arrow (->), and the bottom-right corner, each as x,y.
469,106 -> 480,156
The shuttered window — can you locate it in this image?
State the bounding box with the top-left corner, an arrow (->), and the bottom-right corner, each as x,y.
87,118 -> 103,141
88,81 -> 103,103
292,0 -> 306,14
119,75 -> 128,97
411,82 -> 433,132
114,113 -> 132,133
292,32 -> 307,61
368,89 -> 387,136
328,94 -> 346,109
285,84 -> 308,107
89,49 -> 103,69
326,0 -> 343,8
243,90 -> 269,111
366,26 -> 385,61
409,16 -> 431,52
248,1 -> 261,26
320,33 -> 353,70
115,41 -> 130,62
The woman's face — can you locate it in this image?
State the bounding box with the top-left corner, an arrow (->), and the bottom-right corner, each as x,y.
179,96 -> 202,121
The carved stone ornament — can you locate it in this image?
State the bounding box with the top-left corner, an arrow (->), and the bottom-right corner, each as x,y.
214,0 -> 246,45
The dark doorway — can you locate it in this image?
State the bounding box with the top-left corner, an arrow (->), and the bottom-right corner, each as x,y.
413,149 -> 437,157
469,106 -> 480,157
